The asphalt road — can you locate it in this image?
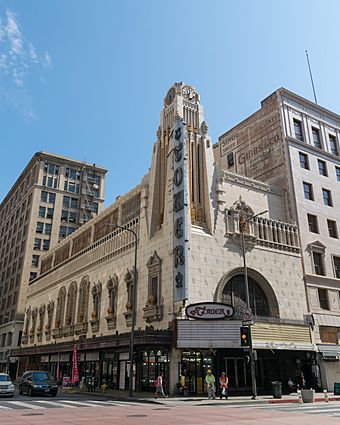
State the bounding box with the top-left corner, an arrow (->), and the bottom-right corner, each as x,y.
2,393 -> 340,425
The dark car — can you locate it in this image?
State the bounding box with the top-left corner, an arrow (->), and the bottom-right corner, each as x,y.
19,371 -> 58,396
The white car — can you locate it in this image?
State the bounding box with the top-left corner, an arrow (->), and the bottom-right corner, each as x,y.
0,373 -> 15,397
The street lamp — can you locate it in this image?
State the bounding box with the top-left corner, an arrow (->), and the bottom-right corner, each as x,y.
239,209 -> 267,400
106,223 -> 138,398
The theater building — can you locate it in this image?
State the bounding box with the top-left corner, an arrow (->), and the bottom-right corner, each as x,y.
15,83 -> 316,394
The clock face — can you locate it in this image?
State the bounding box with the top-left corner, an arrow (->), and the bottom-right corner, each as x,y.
182,86 -> 196,101
165,87 -> 176,105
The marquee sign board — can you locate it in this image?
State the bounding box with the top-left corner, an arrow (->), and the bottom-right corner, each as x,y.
173,118 -> 189,302
185,302 -> 234,320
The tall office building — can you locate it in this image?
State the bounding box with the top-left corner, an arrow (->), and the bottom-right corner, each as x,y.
217,88 -> 340,389
0,152 -> 107,375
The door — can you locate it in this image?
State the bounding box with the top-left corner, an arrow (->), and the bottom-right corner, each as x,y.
225,358 -> 251,392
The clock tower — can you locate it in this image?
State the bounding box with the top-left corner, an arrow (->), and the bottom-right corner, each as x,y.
149,83 -> 214,236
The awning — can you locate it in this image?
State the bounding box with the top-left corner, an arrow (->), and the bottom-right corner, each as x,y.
318,344 -> 340,360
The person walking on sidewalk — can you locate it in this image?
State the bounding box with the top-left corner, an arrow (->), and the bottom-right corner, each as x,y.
219,372 -> 229,400
155,372 -> 167,398
205,370 -> 216,400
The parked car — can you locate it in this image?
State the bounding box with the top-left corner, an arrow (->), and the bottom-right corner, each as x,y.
19,371 -> 58,396
0,373 -> 15,397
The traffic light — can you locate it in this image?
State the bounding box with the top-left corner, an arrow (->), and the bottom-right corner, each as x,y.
240,326 -> 251,347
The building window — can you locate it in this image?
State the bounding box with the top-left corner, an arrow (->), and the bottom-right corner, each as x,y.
312,127 -> 322,149
70,198 -> 78,209
77,278 -> 89,323
44,223 -> 52,235
293,119 -> 304,141
32,255 -> 39,267
59,226 -> 67,238
36,222 -> 44,234
146,251 -> 162,306
222,275 -> 271,317
55,286 -> 66,328
303,182 -> 314,200
336,167 -> 340,182
65,282 -> 77,325
318,159 -> 328,176
318,288 -> 329,310
41,191 -> 48,203
329,135 -> 339,156
34,238 -> 41,250
333,256 -> 340,279
322,188 -> 333,206
29,272 -> 37,281
299,152 -> 309,169
48,193 -> 56,204
63,196 -> 70,208
307,214 -> 318,233
327,219 -> 338,238
39,206 -> 46,218
42,240 -> 50,251
313,252 -> 325,276
46,208 -> 54,219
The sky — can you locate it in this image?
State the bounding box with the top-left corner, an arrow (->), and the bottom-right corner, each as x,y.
1,0 -> 340,206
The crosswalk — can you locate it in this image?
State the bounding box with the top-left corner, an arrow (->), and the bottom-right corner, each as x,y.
0,398 -> 138,411
230,402 -> 340,417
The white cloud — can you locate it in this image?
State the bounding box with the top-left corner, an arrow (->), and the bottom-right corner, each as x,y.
0,8 -> 52,87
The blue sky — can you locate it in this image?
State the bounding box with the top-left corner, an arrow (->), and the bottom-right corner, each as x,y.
1,0 -> 340,205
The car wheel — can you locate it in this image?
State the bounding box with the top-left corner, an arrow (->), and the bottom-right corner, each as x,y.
28,387 -> 33,397
19,385 -> 23,395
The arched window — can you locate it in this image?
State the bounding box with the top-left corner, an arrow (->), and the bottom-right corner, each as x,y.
65,282 -> 77,325
222,275 -> 270,317
77,277 -> 89,323
55,287 -> 66,328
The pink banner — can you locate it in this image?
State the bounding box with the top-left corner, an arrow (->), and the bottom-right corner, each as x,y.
71,344 -> 79,384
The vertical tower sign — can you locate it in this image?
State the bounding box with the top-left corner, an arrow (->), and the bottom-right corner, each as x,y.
173,118 -> 189,302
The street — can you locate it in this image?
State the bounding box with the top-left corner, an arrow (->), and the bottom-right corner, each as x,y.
2,393 -> 340,425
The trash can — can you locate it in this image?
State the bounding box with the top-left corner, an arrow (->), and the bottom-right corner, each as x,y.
271,381 -> 282,399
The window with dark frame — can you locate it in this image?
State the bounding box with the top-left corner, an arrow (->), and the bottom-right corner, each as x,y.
31,255 -> 39,268
329,135 -> 339,156
336,167 -> 340,182
303,182 -> 314,200
318,159 -> 328,176
333,256 -> 340,279
322,188 -> 333,206
307,214 -> 318,233
312,127 -> 322,149
327,219 -> 338,238
299,152 -> 309,169
313,252 -> 325,276
318,288 -> 329,310
294,119 -> 304,141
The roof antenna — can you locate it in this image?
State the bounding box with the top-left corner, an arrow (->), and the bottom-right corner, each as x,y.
305,50 -> 318,104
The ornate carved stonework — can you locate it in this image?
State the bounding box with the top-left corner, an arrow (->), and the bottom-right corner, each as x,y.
105,274 -> 118,330
74,322 -> 88,336
90,281 -> 102,333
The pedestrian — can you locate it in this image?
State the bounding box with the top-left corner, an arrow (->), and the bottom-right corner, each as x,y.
205,370 -> 216,400
287,377 -> 295,392
155,372 -> 167,399
219,372 -> 228,400
296,371 -> 305,390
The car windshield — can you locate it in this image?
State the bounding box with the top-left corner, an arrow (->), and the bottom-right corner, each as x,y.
32,372 -> 50,381
0,375 -> 10,381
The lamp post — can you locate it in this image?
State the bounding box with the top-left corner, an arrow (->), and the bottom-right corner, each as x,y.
106,223 -> 138,397
239,209 -> 267,400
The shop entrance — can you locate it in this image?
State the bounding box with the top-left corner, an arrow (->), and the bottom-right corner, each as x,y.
180,351 -> 215,395
225,357 -> 251,392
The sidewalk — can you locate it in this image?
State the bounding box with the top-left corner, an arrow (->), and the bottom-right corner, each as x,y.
74,388 -> 340,405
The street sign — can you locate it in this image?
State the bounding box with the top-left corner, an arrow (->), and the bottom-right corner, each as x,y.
242,320 -> 254,326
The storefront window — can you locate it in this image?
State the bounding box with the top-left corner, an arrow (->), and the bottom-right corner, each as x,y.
140,349 -> 169,392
